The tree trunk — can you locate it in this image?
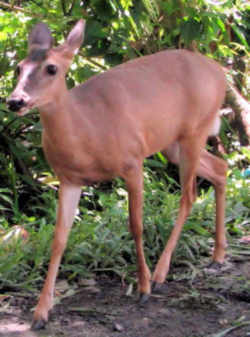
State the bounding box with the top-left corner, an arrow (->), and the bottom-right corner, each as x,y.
226,84 -> 250,146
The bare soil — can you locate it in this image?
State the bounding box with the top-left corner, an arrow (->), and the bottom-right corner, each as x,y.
1,256 -> 250,337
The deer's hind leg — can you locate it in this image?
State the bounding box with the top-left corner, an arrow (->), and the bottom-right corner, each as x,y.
152,138 -> 204,285
152,142 -> 227,288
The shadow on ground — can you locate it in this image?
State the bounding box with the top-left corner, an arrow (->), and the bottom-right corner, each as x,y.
1,256 -> 250,337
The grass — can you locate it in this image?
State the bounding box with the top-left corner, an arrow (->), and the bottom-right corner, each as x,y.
0,166 -> 249,292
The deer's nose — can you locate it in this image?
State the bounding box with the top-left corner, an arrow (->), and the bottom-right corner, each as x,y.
8,98 -> 26,112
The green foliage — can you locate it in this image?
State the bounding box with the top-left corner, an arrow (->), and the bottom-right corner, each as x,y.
0,106 -> 53,222
0,217 -> 53,290
0,168 -> 249,290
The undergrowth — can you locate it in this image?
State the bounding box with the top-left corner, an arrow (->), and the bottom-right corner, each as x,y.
0,167 -> 249,292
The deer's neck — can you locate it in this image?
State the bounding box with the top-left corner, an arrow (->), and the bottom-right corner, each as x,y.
39,86 -> 77,140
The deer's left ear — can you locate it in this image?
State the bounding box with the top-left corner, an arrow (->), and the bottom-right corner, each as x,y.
28,23 -> 53,51
65,19 -> 85,55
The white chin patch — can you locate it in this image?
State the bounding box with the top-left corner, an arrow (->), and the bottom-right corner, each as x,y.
17,105 -> 33,116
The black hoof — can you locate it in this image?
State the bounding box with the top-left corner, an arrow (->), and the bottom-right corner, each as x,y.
207,261 -> 223,270
139,293 -> 150,305
31,319 -> 47,330
151,281 -> 168,294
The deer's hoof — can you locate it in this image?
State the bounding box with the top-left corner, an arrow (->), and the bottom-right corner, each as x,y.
207,261 -> 223,270
31,318 -> 47,330
151,281 -> 167,294
139,293 -> 150,305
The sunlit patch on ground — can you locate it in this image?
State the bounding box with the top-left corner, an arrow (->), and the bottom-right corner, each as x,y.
0,319 -> 33,337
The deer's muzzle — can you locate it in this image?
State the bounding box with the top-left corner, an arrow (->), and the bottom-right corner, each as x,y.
7,98 -> 27,112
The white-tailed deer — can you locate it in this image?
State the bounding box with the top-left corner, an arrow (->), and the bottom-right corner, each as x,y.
8,20 -> 227,329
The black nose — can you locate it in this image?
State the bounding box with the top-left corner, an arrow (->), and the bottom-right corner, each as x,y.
8,99 -> 26,112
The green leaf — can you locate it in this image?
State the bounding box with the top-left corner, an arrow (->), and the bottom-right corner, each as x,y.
231,23 -> 248,48
180,18 -> 203,45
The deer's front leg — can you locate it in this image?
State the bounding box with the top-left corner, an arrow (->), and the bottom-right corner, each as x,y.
125,167 -> 151,301
32,184 -> 81,330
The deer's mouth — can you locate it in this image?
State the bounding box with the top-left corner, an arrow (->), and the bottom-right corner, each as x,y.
16,100 -> 37,116
8,95 -> 36,115
17,101 -> 36,116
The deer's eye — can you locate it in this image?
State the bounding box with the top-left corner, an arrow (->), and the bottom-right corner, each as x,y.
46,64 -> 57,76
16,65 -> 21,76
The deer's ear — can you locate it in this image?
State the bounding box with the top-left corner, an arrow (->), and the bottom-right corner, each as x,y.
28,23 -> 53,51
65,19 -> 85,55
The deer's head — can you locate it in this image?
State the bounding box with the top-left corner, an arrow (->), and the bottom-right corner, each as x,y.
8,20 -> 85,115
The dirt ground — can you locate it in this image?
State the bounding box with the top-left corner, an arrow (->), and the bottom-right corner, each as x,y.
1,255 -> 250,337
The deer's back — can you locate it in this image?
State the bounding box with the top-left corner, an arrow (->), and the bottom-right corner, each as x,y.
71,49 -> 226,157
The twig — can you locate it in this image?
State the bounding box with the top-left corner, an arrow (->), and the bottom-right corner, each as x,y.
79,52 -> 108,71
226,83 -> 250,146
61,0 -> 67,16
0,1 -> 43,18
86,57 -> 108,71
208,321 -> 250,337
68,0 -> 76,16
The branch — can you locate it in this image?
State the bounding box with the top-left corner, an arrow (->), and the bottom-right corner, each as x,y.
0,1 -> 43,18
79,51 -> 108,71
60,0 -> 67,16
226,83 -> 250,146
60,0 -> 75,16
68,0 -> 76,16
86,57 -> 108,71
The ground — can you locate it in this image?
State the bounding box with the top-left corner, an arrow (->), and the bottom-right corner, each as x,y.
1,254 -> 250,337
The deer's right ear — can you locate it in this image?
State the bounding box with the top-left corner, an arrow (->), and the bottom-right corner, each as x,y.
28,23 -> 53,51
65,19 -> 85,55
